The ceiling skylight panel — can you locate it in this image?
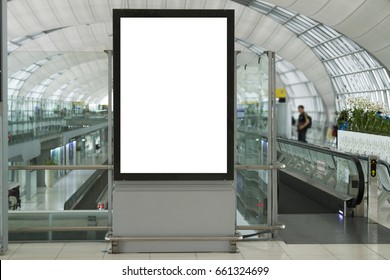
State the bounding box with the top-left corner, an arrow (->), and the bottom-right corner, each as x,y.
31,84 -> 47,93
276,60 -> 294,73
299,33 -> 317,48
284,19 -> 304,34
16,70 -> 32,81
338,56 -> 359,73
310,28 -> 330,43
36,58 -> 50,66
351,52 -> 369,69
281,71 -> 302,84
360,51 -> 381,68
322,40 -> 341,56
8,89 -> 18,97
296,14 -> 317,30
347,75 -> 361,93
8,42 -> 19,53
25,64 -> 40,72
49,95 -> 60,101
339,37 -> 360,53
12,35 -> 32,47
378,70 -> 390,88
317,43 -> 339,59
319,24 -> 339,38
371,70 -> 386,89
40,78 -> 53,87
26,92 -> 41,98
361,72 -> 377,91
268,6 -> 295,23
249,0 -> 274,14
314,46 -> 332,60
335,57 -> 354,74
350,73 -> 367,92
326,61 -> 341,76
331,77 -> 348,94
8,78 -> 23,90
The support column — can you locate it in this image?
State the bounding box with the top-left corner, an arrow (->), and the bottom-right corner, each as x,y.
0,0 -> 8,254
267,51 -> 278,227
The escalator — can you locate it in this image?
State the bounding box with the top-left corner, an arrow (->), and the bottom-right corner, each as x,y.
64,162 -> 109,210
277,138 -> 365,216
275,138 -> 390,244
278,171 -> 341,214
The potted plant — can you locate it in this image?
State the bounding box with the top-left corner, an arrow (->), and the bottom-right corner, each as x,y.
44,159 -> 58,188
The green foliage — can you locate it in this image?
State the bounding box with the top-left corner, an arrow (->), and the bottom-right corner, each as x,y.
337,97 -> 390,136
44,159 -> 57,165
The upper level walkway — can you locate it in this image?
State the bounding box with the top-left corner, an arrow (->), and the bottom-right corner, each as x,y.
19,149 -> 108,211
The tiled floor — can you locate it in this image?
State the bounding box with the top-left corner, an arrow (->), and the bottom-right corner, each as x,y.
1,241 -> 390,260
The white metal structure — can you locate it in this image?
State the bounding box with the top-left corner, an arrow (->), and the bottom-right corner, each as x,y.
6,0 -> 390,122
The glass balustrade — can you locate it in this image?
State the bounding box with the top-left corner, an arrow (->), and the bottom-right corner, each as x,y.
277,138 -> 365,209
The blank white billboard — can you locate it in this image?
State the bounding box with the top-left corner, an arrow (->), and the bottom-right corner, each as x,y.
113,10 -> 234,180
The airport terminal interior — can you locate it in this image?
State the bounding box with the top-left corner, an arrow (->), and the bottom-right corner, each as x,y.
1,0 -> 390,260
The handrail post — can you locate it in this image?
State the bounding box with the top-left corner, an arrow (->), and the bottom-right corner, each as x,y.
104,50 -> 113,229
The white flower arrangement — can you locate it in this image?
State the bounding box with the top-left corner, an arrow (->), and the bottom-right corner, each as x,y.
338,97 -> 390,136
345,97 -> 390,114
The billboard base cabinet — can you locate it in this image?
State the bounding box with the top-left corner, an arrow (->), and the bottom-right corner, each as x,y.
110,181 -> 237,253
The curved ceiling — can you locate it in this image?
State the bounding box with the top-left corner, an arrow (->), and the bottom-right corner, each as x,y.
270,0 -> 390,68
6,0 -> 390,120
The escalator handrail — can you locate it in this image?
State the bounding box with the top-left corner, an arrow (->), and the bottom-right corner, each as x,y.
276,138 -> 365,207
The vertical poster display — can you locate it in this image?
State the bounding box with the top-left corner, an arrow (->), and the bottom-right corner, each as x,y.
113,9 -> 234,181
66,140 -> 76,166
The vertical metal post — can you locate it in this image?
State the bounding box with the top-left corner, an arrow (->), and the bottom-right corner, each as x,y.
105,50 -> 113,228
267,51 -> 278,227
0,0 -> 8,254
234,51 -> 239,230
367,156 -> 379,222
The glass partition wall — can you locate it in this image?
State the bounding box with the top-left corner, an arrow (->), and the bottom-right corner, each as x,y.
7,51 -> 111,241
5,50 -> 279,243
235,51 -> 281,237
